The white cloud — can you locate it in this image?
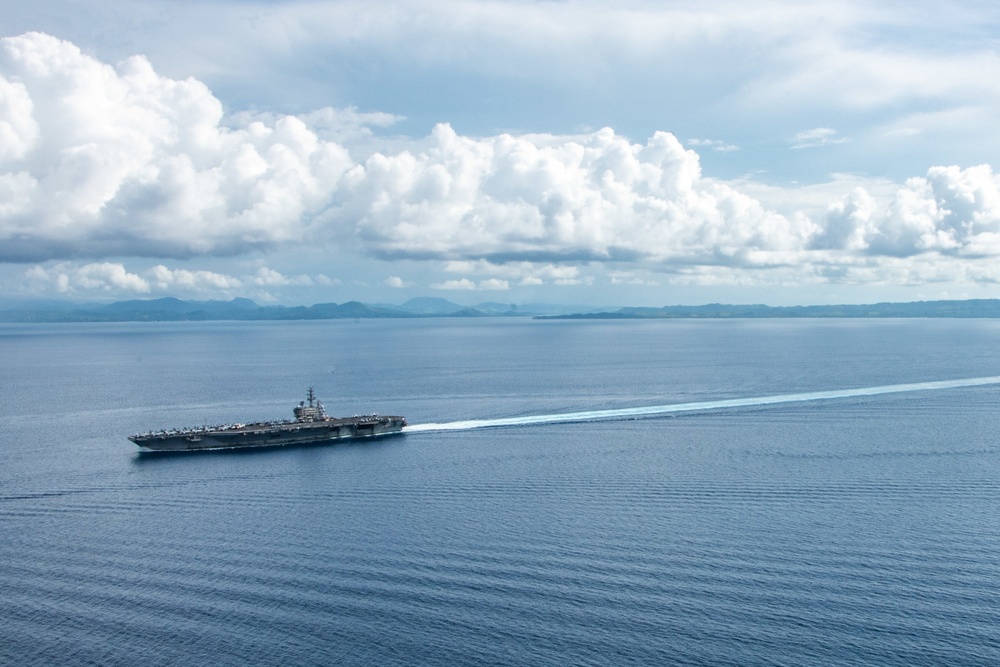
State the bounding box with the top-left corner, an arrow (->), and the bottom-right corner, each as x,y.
231,106 -> 404,145
315,274 -> 338,286
148,265 -> 242,291
110,0 -> 999,124
384,276 -> 410,288
744,27 -> 1000,116
813,188 -> 875,251
251,267 -> 314,287
0,32 -> 352,262
4,32 -> 1000,297
431,277 -> 508,291
817,164 -> 1000,259
610,271 -> 659,286
441,259 -> 588,286
478,278 -> 510,291
23,261 -> 334,297
297,107 -> 404,142
338,124 -> 812,268
791,127 -> 848,150
77,262 -> 151,293
0,75 -> 37,162
27,262 -> 151,294
432,278 -> 477,291
6,2 -> 1000,187
686,138 -> 739,153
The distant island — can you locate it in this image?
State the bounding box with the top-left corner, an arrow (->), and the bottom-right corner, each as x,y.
0,296 -> 600,322
4,296 -> 1000,323
536,300 -> 1000,319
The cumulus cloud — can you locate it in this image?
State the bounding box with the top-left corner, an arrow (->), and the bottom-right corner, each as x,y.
431,278 -> 509,291
27,263 -> 150,294
24,261 -> 331,297
73,262 -> 151,293
432,279 -> 477,291
148,265 -> 243,291
0,35 -> 817,273
441,259 -> 589,286
337,124 -> 812,268
384,276 -> 410,288
478,278 -> 510,290
299,107 -> 403,140
817,164 -> 1000,258
5,32 -> 1000,293
610,271 -> 659,286
0,32 -> 351,262
251,267 -> 315,287
316,275 -> 333,286
232,106 -> 404,144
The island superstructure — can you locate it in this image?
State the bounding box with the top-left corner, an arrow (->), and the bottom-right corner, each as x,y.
129,388 -> 406,452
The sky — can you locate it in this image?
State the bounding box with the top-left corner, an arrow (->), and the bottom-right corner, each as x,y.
1,0 -> 1000,307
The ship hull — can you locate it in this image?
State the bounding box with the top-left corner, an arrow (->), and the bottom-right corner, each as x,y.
130,417 -> 406,452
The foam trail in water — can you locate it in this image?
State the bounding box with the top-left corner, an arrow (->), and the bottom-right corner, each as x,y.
404,376 -> 1000,433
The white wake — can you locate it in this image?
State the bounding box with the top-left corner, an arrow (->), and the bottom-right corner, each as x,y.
404,375 -> 1000,433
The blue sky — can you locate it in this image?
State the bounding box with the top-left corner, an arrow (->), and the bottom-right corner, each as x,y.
1,0 -> 1000,306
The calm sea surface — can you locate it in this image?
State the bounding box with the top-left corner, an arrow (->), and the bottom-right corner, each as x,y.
1,318 -> 999,666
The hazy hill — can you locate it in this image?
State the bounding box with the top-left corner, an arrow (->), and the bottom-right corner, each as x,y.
7,297 -> 1000,322
539,300 -> 1000,319
395,297 -> 466,315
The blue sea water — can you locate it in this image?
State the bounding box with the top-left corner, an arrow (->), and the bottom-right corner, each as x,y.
1,318 -> 999,666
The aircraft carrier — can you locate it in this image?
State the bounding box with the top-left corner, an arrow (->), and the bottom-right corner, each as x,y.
129,388 -> 406,452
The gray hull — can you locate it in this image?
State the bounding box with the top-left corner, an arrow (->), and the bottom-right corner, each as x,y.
130,416 -> 406,452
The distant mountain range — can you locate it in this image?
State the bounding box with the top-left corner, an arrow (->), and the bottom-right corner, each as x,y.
0,297 -> 606,322
5,297 -> 1000,322
539,300 -> 1000,319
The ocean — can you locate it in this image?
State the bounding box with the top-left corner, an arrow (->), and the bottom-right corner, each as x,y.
1,318 -> 999,666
